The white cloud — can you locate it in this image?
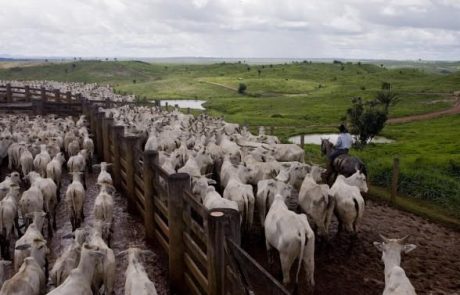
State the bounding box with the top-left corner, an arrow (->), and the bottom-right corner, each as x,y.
0,0 -> 459,60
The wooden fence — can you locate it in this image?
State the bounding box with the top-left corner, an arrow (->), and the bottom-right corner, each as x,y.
0,84 -> 290,294
0,83 -> 85,115
82,100 -> 291,295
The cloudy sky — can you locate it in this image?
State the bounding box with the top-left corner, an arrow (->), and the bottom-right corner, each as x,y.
0,0 -> 459,60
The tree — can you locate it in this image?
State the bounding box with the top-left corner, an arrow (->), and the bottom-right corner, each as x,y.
376,82 -> 399,112
346,82 -> 400,146
238,83 -> 247,94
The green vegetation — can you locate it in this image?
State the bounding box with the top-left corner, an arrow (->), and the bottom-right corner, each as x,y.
1,59 -> 459,219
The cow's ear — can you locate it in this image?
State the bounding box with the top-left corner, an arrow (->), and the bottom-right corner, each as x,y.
373,242 -> 383,252
403,244 -> 416,254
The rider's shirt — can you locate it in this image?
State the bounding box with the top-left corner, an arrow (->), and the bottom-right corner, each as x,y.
335,133 -> 353,150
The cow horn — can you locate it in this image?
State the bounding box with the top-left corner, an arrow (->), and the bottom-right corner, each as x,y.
398,235 -> 410,243
379,234 -> 390,243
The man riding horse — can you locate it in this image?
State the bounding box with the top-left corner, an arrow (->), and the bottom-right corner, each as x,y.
321,124 -> 367,185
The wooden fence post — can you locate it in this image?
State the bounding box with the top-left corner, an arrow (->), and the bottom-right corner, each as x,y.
391,157 -> 400,204
123,135 -> 140,213
300,134 -> 305,148
5,83 -> 12,102
143,150 -> 158,244
24,85 -> 31,102
89,104 -> 98,142
65,91 -> 72,102
110,125 -> 124,188
207,208 -> 241,295
54,89 -> 61,102
168,172 -> 190,295
96,111 -> 105,159
102,116 -> 113,162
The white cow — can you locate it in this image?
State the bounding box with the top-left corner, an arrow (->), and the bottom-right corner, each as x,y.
298,174 -> 334,238
373,235 -> 417,295
329,174 -> 366,234
264,195 -> 315,286
123,248 -> 158,295
256,179 -> 294,226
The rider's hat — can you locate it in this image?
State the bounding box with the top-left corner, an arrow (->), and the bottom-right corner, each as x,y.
338,124 -> 347,133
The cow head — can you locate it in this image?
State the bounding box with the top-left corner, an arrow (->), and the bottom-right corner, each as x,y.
373,235 -> 416,265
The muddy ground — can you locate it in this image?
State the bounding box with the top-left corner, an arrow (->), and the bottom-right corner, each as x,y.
1,162 -> 459,295
244,199 -> 460,295
0,164 -> 170,295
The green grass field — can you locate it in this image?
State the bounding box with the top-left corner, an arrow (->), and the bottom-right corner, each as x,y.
1,60 -> 459,219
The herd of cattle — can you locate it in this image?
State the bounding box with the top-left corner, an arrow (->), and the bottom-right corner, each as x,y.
104,103 -> 418,294
0,114 -> 158,294
0,80 -> 419,294
0,80 -> 135,102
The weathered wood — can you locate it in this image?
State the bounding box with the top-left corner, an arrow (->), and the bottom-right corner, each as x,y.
102,116 -> 113,162
24,86 -> 31,102
5,83 -> 12,102
300,134 -> 305,148
123,135 -> 141,213
391,157 -> 400,204
54,89 -> 61,102
65,91 -> 72,102
144,150 -> 158,244
154,198 -> 168,220
154,213 -> 169,239
207,208 -> 241,295
226,238 -> 290,295
184,232 -> 207,270
168,172 -> 190,295
111,125 -> 124,188
185,252 -> 208,293
96,111 -> 105,159
155,229 -> 169,253
185,273 -> 203,295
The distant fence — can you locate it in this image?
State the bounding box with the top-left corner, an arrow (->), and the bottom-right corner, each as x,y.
83,99 -> 290,295
0,83 -> 85,115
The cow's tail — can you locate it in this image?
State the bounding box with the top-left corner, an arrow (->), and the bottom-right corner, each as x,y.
352,198 -> 361,233
295,222 -> 306,284
243,193 -> 249,228
0,205 -> 4,234
264,189 -> 270,220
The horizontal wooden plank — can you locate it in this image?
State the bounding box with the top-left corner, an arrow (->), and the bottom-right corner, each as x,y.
187,217 -> 207,246
184,232 -> 208,271
154,164 -> 170,179
155,229 -> 169,254
155,183 -> 168,199
120,158 -> 128,170
185,273 -> 203,295
134,174 -> 144,191
134,187 -> 145,207
135,200 -> 145,220
120,170 -> 128,182
154,213 -> 169,239
185,253 -> 208,294
184,190 -> 206,219
154,198 -> 168,219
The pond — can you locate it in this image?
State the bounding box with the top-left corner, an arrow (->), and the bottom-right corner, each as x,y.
288,133 -> 394,145
160,100 -> 206,110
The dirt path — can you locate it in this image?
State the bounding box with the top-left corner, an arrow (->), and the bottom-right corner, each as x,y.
244,199 -> 460,295
388,96 -> 460,124
1,165 -> 170,295
199,80 -> 238,91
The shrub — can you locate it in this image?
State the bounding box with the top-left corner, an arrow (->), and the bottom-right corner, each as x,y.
271,114 -> 283,118
238,83 -> 247,94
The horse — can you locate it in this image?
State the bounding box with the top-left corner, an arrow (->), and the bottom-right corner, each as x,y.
320,138 -> 367,185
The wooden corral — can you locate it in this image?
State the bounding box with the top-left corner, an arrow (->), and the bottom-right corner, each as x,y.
83,100 -> 291,295
0,84 -> 290,295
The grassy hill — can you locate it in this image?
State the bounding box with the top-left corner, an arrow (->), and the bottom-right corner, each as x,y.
1,60 -> 459,218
